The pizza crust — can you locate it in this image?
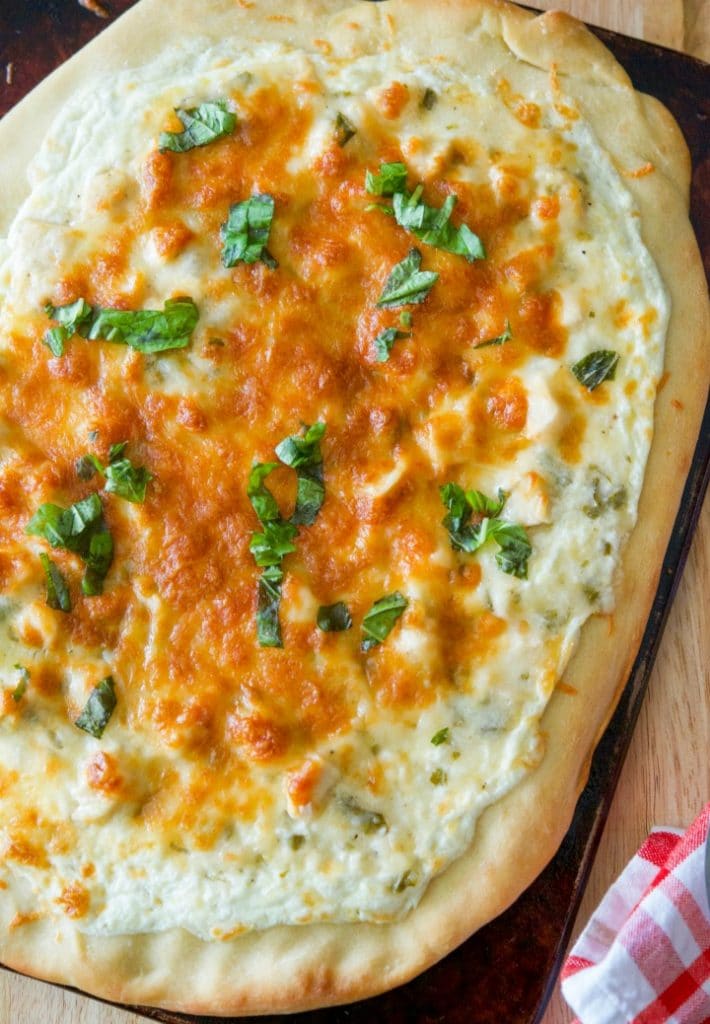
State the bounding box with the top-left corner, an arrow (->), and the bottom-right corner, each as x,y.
0,0 -> 707,1014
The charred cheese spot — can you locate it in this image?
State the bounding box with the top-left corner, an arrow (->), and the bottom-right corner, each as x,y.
56,882 -> 90,919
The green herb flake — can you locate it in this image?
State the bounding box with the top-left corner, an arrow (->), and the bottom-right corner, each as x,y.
159,100 -> 236,153
104,458 -> 152,503
289,834 -> 306,851
341,795 -> 387,834
476,320 -> 513,348
12,666 -> 29,703
43,298 -> 93,357
440,483 -> 531,579
334,111 -> 357,147
377,248 -> 438,309
275,422 -> 326,526
571,350 -> 620,391
317,602 -> 352,632
75,676 -> 117,738
393,868 -> 418,893
89,297 -> 198,353
39,553 -> 71,612
256,565 -> 285,648
365,161 -> 408,197
430,727 -> 449,746
430,767 -> 448,785
399,310 -> 413,328
27,493 -> 113,595
392,188 -> 485,261
221,194 -> 277,269
361,592 -> 408,652
421,88 -> 437,110
373,326 -> 410,363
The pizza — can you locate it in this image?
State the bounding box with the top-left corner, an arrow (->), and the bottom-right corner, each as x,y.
0,0 -> 706,1015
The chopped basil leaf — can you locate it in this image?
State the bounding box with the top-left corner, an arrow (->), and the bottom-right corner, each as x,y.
476,321 -> 512,348
75,454 -> 101,481
39,553 -> 71,612
12,666 -> 30,703
430,727 -> 449,746
399,310 -> 413,328
361,591 -> 408,652
159,100 -> 236,153
81,528 -> 114,596
89,297 -> 198,353
249,519 -> 298,567
77,445 -> 151,503
373,326 -> 410,363
275,422 -> 326,526
249,424 -> 327,645
393,188 -> 485,261
377,248 -> 438,309
365,161 -> 408,197
317,602 -> 352,632
430,767 -> 447,785
43,298 -> 93,356
256,565 -> 284,648
221,194 -> 277,268
582,478 -> 627,519
334,112 -> 357,147
43,298 -> 198,357
27,493 -> 102,550
440,483 -> 531,578
571,350 -> 620,390
27,493 -> 113,594
247,462 -> 281,524
421,88 -> 438,110
104,457 -> 152,503
75,676 -> 117,738
108,442 -> 128,462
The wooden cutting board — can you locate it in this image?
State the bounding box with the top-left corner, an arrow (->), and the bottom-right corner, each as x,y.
0,3 -> 707,1022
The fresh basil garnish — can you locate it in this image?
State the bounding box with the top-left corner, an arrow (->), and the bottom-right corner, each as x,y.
366,163 -> 485,261
393,187 -> 485,261
476,321 -> 512,348
249,519 -> 298,567
571,350 -> 620,391
440,483 -> 531,578
78,444 -> 152,503
75,676 -> 117,738
335,112 -> 357,147
247,462 -> 281,524
317,602 -> 352,632
430,727 -> 449,746
159,100 -> 236,153
257,565 -> 285,648
275,422 -> 326,526
373,326 -> 410,363
12,666 -> 30,703
377,248 -> 438,308
43,298 -> 93,357
39,553 -> 71,612
89,297 -> 198,353
361,592 -> 408,652
221,194 -> 277,269
248,424 -> 327,646
26,493 -> 113,595
365,161 -> 408,197
45,298 -> 198,356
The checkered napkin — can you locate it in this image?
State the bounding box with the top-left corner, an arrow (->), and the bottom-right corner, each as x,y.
561,802 -> 710,1024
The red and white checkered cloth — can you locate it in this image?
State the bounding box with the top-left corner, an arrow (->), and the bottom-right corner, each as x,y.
561,802 -> 710,1024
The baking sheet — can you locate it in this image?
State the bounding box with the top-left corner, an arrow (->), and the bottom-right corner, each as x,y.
0,3 -> 708,1021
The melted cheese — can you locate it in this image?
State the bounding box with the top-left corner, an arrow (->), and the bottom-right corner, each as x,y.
0,39 -> 667,939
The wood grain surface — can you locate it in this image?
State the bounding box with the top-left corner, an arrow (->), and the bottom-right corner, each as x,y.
0,2 -> 707,1022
